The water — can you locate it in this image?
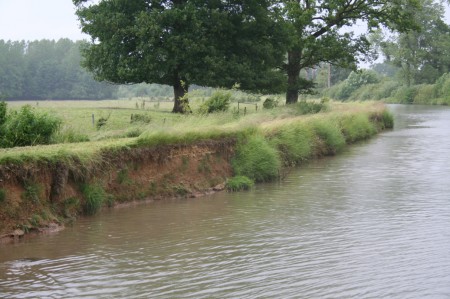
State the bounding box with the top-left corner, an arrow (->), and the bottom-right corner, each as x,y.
1,104 -> 450,298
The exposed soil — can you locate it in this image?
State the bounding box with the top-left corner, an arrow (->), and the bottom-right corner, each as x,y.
0,138 -> 236,243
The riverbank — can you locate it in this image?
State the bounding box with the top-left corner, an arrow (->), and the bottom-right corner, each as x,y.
0,101 -> 393,243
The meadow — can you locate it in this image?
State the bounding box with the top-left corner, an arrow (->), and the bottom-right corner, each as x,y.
0,96 -> 390,166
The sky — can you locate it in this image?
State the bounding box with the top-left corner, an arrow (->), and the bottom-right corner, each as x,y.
0,0 -> 449,42
0,0 -> 87,41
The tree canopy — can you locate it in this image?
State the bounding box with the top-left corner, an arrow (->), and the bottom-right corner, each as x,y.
277,0 -> 422,104
379,0 -> 450,86
74,0 -> 288,113
0,39 -> 116,100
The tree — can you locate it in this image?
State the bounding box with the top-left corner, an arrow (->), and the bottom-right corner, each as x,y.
278,0 -> 421,104
73,0 -> 287,113
380,0 -> 450,85
0,39 -> 117,100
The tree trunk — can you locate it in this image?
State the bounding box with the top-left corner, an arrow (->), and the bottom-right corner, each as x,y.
286,50 -> 302,104
172,79 -> 190,113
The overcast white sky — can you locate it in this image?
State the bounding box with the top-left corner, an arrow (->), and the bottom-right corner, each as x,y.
0,0 -> 450,42
0,0 -> 87,41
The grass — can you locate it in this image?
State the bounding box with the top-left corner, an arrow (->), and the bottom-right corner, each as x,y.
0,99 -> 392,173
226,176 -> 254,192
81,184 -> 108,215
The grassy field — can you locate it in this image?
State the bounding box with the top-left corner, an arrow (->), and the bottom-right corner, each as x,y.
0,96 -> 390,166
6,96 -> 271,142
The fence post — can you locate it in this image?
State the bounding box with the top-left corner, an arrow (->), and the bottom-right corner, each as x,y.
92,114 -> 95,127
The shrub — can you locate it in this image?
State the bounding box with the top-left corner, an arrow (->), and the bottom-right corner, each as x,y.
1,105 -> 61,148
434,73 -> 450,98
226,176 -> 254,192
413,84 -> 436,104
393,86 -> 416,104
232,134 -> 280,182
336,70 -> 380,100
198,90 -> 232,114
81,184 -> 107,215
263,97 -> 278,109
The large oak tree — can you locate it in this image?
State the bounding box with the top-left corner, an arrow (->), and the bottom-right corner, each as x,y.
73,0 -> 287,113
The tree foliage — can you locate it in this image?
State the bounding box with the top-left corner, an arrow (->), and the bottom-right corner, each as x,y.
379,0 -> 450,86
0,39 -> 117,100
277,0 -> 421,104
74,0 -> 288,113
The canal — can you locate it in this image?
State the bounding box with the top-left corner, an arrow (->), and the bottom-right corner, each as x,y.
1,104 -> 450,298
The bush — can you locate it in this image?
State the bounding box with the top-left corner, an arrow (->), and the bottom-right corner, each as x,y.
232,134 -> 280,182
263,97 -> 278,109
81,184 -> 108,215
336,70 -> 380,100
0,104 -> 61,148
434,73 -> 450,98
393,86 -> 416,104
413,84 -> 436,104
198,90 -> 232,114
226,176 -> 254,192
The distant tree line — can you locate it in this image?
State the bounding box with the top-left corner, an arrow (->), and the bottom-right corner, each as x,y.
0,39 -> 117,100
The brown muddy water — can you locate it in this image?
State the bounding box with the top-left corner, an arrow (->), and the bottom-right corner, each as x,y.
1,104 -> 450,298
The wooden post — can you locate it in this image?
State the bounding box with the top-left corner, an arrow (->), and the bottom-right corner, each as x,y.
92,114 -> 95,127
244,107 -> 247,115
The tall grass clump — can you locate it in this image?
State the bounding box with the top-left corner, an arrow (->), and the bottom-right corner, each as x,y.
339,114 -> 377,143
270,124 -> 314,165
381,110 -> 394,129
232,134 -> 280,182
81,184 -> 108,215
294,101 -> 327,115
226,176 -> 254,192
311,118 -> 346,155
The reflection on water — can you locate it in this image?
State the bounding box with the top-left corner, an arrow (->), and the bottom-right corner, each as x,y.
1,105 -> 450,298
